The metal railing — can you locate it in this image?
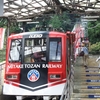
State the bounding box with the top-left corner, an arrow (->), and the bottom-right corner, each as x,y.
60,64 -> 74,100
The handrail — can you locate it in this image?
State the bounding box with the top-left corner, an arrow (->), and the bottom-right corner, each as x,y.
60,65 -> 74,100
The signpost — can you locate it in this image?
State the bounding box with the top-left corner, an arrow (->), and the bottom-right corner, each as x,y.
0,28 -> 6,50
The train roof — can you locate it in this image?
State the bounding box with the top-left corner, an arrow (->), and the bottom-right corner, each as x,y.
9,31 -> 67,38
10,31 -> 48,36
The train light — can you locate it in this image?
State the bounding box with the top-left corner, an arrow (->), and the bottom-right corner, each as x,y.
6,73 -> 20,81
7,75 -> 17,79
50,74 -> 61,79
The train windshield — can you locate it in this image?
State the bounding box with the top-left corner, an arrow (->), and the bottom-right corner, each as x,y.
49,38 -> 61,61
9,39 -> 22,62
8,37 -> 61,63
24,38 -> 46,63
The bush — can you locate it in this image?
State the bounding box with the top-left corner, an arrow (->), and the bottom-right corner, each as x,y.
89,42 -> 100,54
10,26 -> 22,34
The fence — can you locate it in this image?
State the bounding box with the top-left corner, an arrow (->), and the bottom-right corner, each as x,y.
60,64 -> 74,100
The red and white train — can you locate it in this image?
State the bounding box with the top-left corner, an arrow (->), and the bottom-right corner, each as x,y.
3,31 -> 75,100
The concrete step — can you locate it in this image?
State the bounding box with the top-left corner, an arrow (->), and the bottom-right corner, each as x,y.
75,70 -> 100,74
74,76 -> 100,79
74,74 -> 100,78
74,81 -> 100,85
73,89 -> 100,93
74,68 -> 100,72
74,85 -> 100,89
72,93 -> 100,98
74,79 -> 100,82
74,68 -> 100,73
75,66 -> 100,68
71,98 -> 100,100
74,72 -> 100,76
74,72 -> 100,74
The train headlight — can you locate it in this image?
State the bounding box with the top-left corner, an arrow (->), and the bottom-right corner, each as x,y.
50,74 -> 60,79
7,75 -> 18,80
49,73 -> 62,81
6,73 -> 20,81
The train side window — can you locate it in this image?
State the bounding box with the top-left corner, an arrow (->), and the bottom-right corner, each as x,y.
9,39 -> 22,62
49,38 -> 61,61
24,38 -> 47,63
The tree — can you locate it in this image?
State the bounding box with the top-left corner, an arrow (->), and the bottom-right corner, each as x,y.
10,25 -> 22,34
49,15 -> 62,30
49,12 -> 74,32
88,19 -> 100,44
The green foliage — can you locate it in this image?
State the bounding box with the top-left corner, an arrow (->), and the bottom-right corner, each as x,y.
29,27 -> 36,32
49,15 -> 62,29
0,41 -> 6,62
88,20 -> 100,44
0,18 -> 7,27
59,12 -> 72,31
49,12 -> 73,32
0,18 -> 7,62
10,25 -> 22,34
0,21 -> 6,27
0,48 -> 6,62
89,42 -> 100,54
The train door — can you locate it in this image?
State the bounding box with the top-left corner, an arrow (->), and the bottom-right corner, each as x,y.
47,32 -> 67,95
48,37 -> 62,82
20,34 -> 48,93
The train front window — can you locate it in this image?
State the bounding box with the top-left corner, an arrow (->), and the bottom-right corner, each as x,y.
9,39 -> 22,62
24,38 -> 46,63
49,38 -> 61,61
